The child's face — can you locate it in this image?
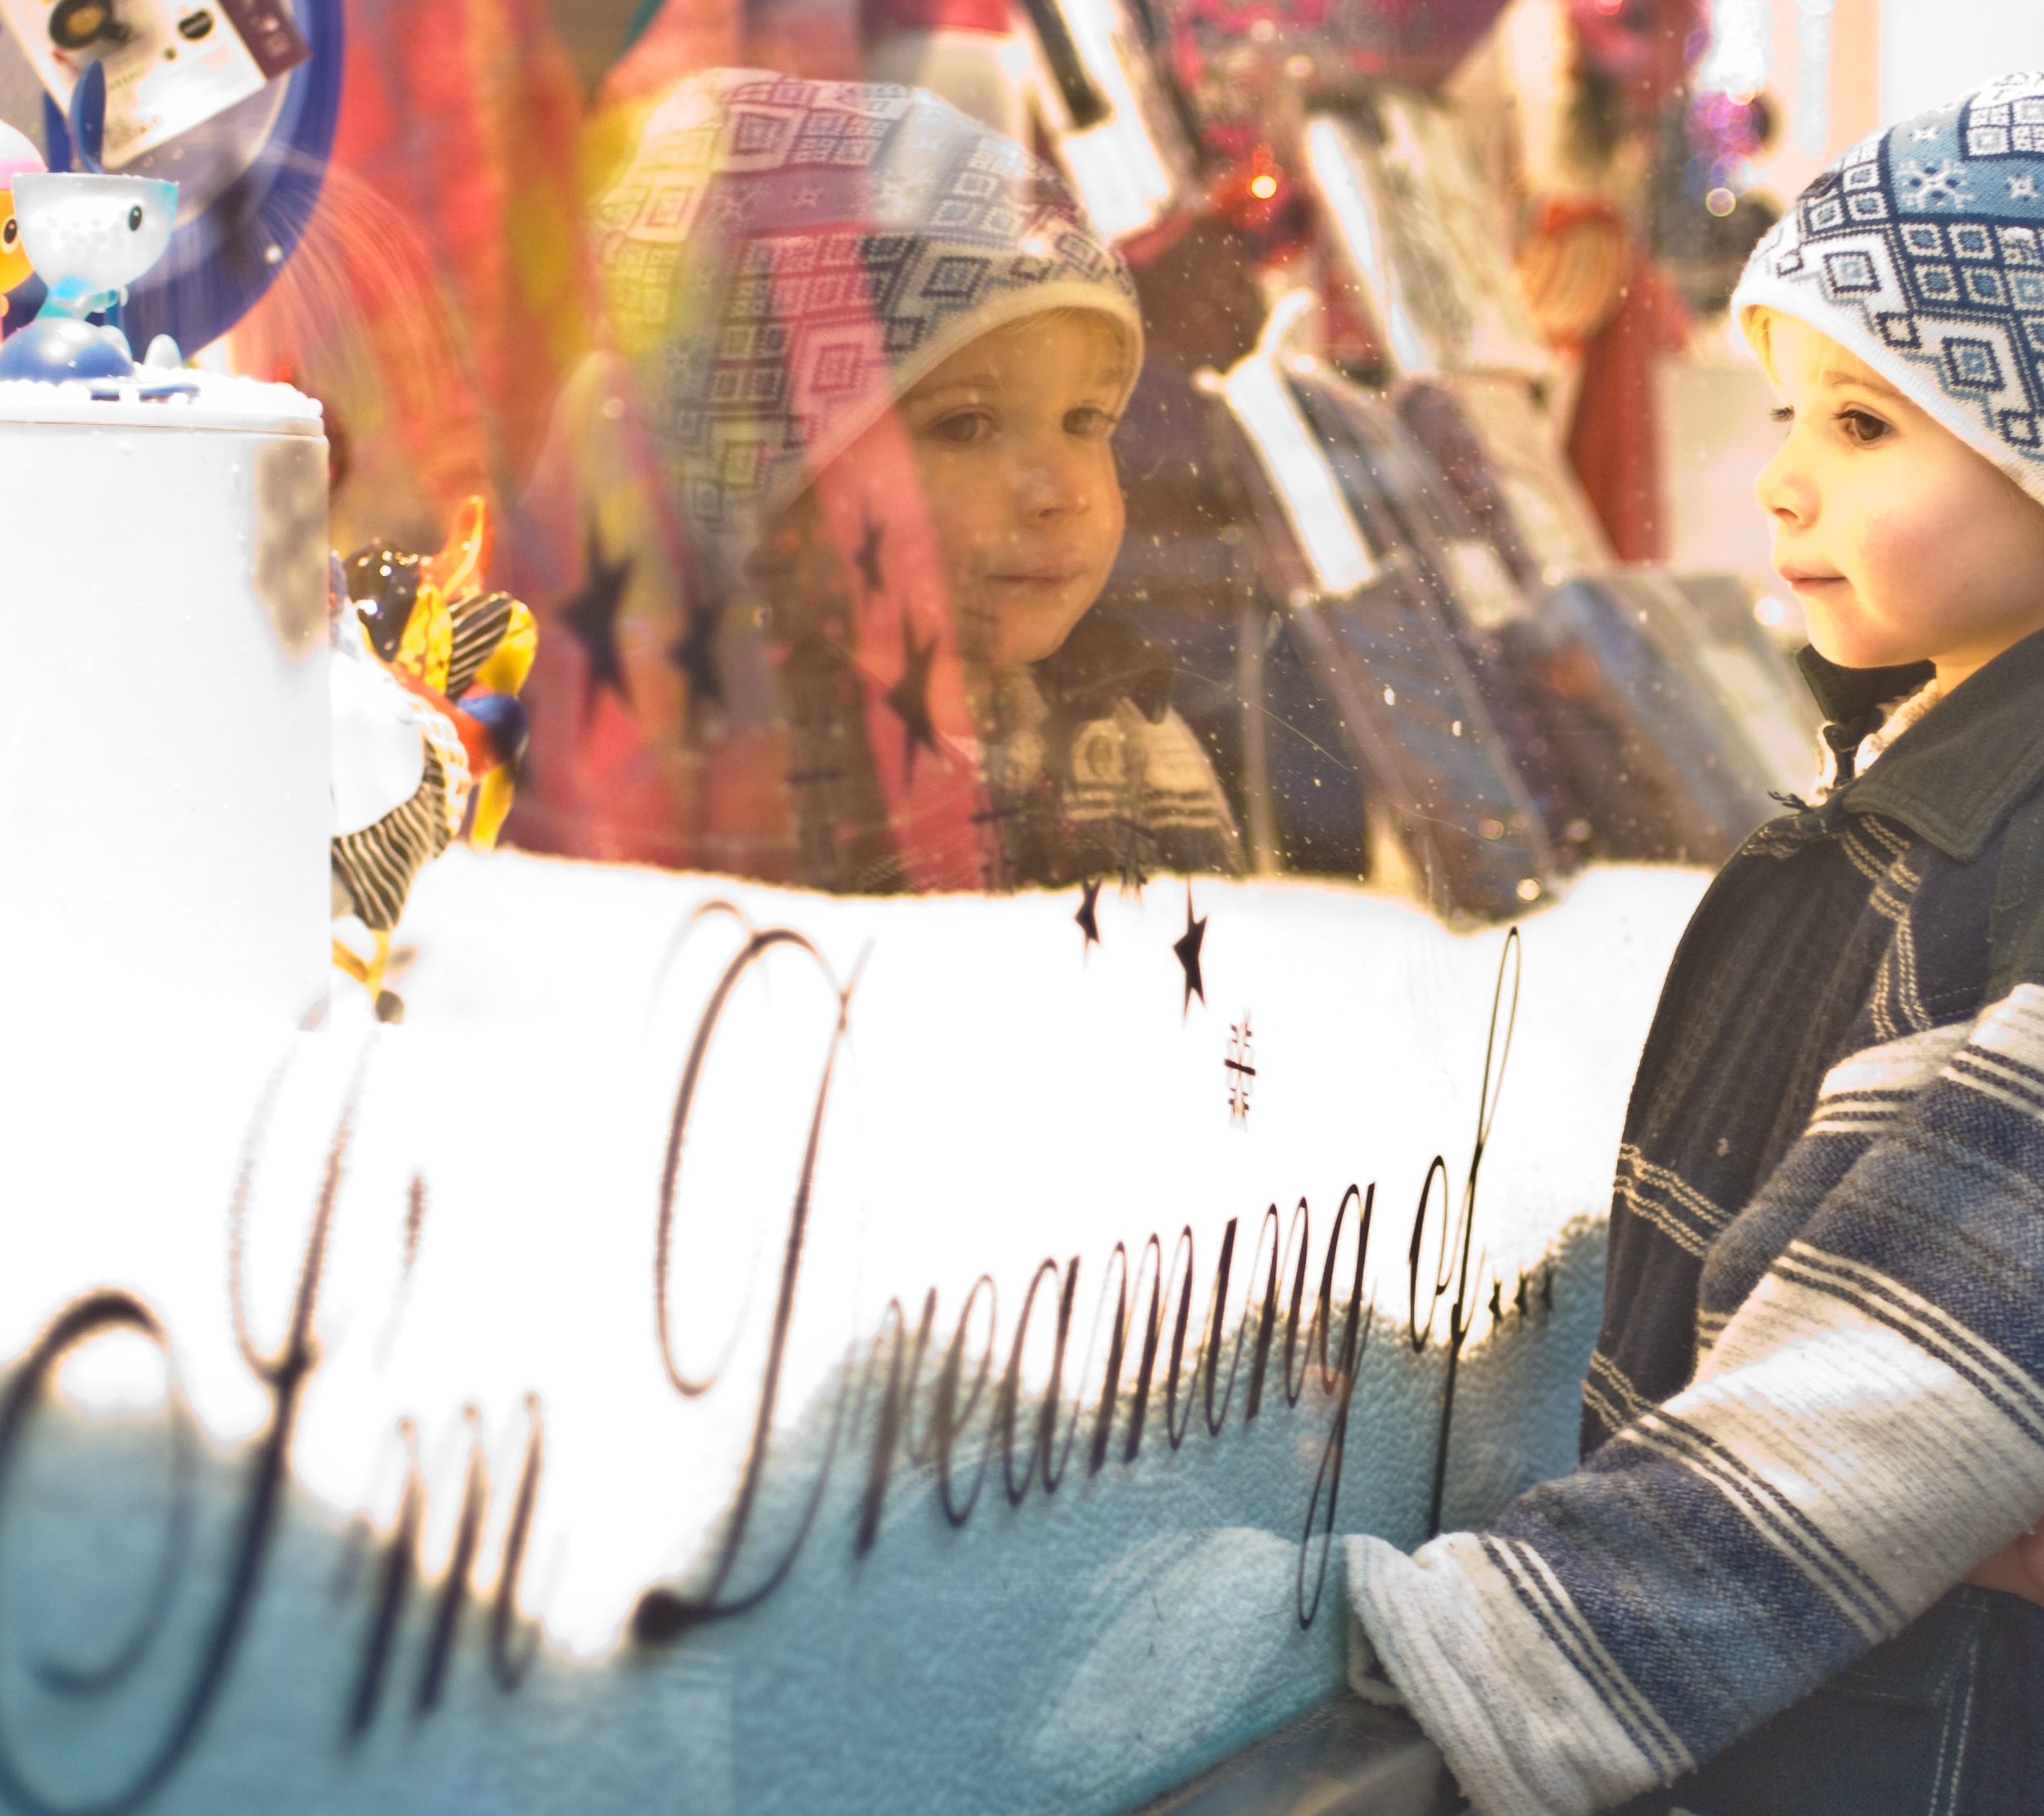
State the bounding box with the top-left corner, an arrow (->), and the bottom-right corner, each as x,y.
894,311 -> 1129,666
1755,315 -> 2044,688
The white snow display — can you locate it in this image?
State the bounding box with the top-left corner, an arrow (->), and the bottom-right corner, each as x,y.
0,372 -> 331,1032
0,848 -> 1708,1814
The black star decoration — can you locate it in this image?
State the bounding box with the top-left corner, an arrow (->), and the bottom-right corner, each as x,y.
669,602 -> 724,707
854,516 -> 886,596
1173,883 -> 1207,1015
560,530 -> 633,706
1076,877 -> 1103,950
884,618 -> 941,781
1111,816 -> 1153,897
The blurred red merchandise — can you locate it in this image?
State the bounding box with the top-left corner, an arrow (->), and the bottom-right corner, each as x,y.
1210,143 -> 1294,234
1170,0 -> 1515,100
599,0 -> 740,103
237,0 -> 593,557
233,165 -> 494,548
603,0 -> 860,100
860,0 -> 1009,34
510,637 -> 702,866
1517,194 -> 1631,349
1567,0 -> 1703,114
501,351 -> 707,870
333,0 -> 594,483
1566,245 -> 1688,561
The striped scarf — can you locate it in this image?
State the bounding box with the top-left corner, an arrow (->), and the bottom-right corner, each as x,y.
1345,631 -> 2044,1813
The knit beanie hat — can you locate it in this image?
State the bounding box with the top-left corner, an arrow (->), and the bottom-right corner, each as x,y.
588,69 -> 1143,579
1732,70 -> 2044,509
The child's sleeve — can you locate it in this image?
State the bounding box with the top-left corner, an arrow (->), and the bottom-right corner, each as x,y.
1345,984 -> 2044,1816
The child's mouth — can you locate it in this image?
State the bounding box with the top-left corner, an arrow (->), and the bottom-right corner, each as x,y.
990,567 -> 1085,590
1779,567 -> 1845,593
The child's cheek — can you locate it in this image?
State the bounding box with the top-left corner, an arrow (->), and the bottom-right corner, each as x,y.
1851,487 -> 1952,625
907,462 -> 979,599
1100,458 -> 1127,559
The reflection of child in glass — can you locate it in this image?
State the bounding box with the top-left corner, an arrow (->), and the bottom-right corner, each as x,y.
786,307 -> 1130,671
583,72 -> 1241,892
755,304 -> 1242,891
1345,74 -> 2044,1814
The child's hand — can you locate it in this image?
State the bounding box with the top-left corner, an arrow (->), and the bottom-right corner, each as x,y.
1965,1517 -> 2044,1607
1347,1606 -> 1405,1706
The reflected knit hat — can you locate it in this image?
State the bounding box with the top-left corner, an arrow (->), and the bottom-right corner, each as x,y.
588,70 -> 1143,566
1732,70 -> 2044,508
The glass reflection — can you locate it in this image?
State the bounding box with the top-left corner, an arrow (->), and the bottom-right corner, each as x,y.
520,71 -> 1241,891
493,58 -> 1817,928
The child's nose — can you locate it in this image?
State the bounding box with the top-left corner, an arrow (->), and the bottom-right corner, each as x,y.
1754,439 -> 1816,527
1017,435 -> 1094,518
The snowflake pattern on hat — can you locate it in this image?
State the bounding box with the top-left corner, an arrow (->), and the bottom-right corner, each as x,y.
1732,71 -> 2044,504
590,70 -> 1143,575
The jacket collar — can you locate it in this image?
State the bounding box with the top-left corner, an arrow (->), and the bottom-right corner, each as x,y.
1796,646 -> 1935,736
1840,627 -> 2044,860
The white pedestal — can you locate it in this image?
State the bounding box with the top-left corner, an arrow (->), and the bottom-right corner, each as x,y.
0,378 -> 330,1031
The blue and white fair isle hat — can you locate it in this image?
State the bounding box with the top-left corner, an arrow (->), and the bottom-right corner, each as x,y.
589,70 -> 1143,566
1732,71 -> 2044,508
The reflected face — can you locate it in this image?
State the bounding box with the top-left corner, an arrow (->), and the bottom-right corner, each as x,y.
1755,314 -> 2044,689
895,311 -> 1131,665
10,173 -> 176,294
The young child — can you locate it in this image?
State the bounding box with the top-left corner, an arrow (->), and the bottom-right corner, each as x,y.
543,71 -> 1241,889
1345,73 -> 2044,1815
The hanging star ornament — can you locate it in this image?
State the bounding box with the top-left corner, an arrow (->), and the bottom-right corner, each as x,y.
1112,815 -> 1154,897
883,618 -> 941,781
1076,877 -> 1103,950
1173,883 -> 1207,1015
669,602 -> 724,708
854,516 -> 887,595
560,529 -> 634,706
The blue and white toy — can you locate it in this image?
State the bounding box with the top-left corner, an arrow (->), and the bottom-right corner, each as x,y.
12,171 -> 175,323
0,64 -> 181,386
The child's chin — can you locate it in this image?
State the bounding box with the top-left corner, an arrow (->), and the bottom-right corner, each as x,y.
997,606 -> 1092,666
1805,614 -> 1921,674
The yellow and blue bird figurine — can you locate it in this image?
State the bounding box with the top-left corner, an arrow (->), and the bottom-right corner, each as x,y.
329,496 -> 537,1021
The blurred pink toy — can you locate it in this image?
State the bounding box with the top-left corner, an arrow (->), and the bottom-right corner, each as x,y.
0,122 -> 47,299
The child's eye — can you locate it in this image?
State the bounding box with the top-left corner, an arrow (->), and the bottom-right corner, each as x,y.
1838,408 -> 1891,445
927,409 -> 995,446
1064,405 -> 1118,439
1769,405 -> 1794,426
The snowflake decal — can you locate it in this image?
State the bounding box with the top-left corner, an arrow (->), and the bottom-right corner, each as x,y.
2012,174 -> 2040,201
1224,1012 -> 1255,1125
1900,159 -> 1974,209
871,175 -> 924,218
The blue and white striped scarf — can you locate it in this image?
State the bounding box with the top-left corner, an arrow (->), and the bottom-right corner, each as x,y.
1346,633 -> 2044,1813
